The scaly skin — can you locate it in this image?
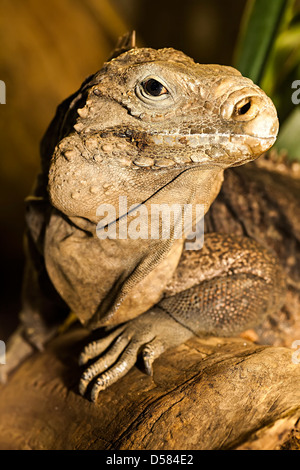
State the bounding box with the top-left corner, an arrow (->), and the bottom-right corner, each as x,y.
1,35 -> 284,401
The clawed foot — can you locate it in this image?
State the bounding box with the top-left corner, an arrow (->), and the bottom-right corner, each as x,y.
78,308 -> 192,402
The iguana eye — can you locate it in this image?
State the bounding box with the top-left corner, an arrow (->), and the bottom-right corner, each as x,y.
135,76 -> 172,105
142,78 -> 168,97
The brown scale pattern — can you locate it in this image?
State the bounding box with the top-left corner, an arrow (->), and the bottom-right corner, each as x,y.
161,233 -> 286,336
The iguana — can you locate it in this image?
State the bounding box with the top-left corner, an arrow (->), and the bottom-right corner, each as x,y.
1,33 -> 285,402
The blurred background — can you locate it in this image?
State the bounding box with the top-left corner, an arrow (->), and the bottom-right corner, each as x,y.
0,0 -> 299,340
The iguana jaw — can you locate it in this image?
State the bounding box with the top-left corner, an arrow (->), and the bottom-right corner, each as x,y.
126,130 -> 277,168
89,127 -> 276,171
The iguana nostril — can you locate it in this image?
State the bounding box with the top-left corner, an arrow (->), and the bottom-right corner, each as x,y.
221,89 -> 260,121
231,95 -> 262,122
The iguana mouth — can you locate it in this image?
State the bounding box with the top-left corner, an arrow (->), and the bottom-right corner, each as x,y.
114,127 -> 276,145
107,127 -> 276,169
148,132 -> 276,147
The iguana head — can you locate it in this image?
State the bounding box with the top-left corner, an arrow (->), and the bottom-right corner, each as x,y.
48,46 -> 278,221
88,47 -> 278,167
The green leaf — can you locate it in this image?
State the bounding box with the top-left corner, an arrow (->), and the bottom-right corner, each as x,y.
261,20 -> 300,122
275,106 -> 300,161
234,0 -> 290,85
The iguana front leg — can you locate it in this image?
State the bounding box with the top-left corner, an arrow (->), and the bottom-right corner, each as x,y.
79,234 -> 286,401
78,310 -> 192,401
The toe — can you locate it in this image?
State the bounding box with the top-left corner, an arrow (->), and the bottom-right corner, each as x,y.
79,333 -> 131,396
79,325 -> 125,365
90,339 -> 142,402
143,338 -> 165,376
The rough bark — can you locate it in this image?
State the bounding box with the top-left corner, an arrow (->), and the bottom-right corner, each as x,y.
0,327 -> 300,450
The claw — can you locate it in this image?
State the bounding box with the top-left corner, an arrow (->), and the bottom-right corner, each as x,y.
78,376 -> 90,397
143,338 -> 165,376
90,375 -> 109,402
